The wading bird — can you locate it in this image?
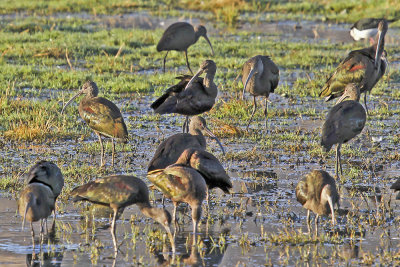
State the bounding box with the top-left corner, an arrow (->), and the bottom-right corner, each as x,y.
157,22 -> 214,73
18,183 -> 55,249
151,60 -> 217,132
61,81 -> 128,167
148,116 -> 225,173
71,175 -> 175,255
296,170 -> 339,235
25,161 -> 64,220
147,165 -> 207,242
241,55 -> 279,130
320,20 -> 388,114
321,83 -> 366,179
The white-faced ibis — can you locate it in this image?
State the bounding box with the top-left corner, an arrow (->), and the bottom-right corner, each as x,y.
172,148 -> 231,201
157,22 -> 214,73
241,55 -> 279,130
320,20 -> 388,114
61,81 -> 128,167
147,165 -> 207,242
390,178 -> 400,199
18,183 -> 55,248
148,116 -> 225,173
321,83 -> 366,179
151,60 -> 217,133
296,170 -> 339,235
70,175 -> 175,254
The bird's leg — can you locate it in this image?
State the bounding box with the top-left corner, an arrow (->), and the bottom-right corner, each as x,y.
182,116 -> 189,133
184,50 -> 193,75
364,92 -> 369,116
111,208 -> 118,255
173,203 -> 178,235
31,222 -> 36,250
192,216 -> 198,245
306,210 -> 311,234
45,218 -> 48,236
338,143 -> 343,176
163,51 -> 169,73
246,96 -> 257,131
112,138 -> 115,167
264,97 -> 268,129
96,132 -> 105,167
314,214 -> 319,236
335,145 -> 340,180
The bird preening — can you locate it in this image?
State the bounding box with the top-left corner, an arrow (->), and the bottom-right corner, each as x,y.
151,60 -> 218,133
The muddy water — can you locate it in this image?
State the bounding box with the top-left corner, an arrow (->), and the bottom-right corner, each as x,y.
1,12 -> 400,267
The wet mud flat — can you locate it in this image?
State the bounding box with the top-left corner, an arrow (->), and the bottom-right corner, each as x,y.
0,11 -> 400,267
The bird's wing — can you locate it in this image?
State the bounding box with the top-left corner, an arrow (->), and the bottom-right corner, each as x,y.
150,76 -> 190,112
189,150 -> 232,193
295,178 -> 309,206
71,176 -> 140,206
80,97 -> 128,139
319,51 -> 369,100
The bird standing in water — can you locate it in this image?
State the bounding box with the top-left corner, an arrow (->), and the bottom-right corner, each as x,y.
241,55 -> 279,130
71,175 -> 175,255
61,81 -> 128,167
321,83 -> 366,179
296,170 -> 339,235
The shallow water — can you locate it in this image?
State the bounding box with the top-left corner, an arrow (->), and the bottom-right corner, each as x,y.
1,10 -> 400,267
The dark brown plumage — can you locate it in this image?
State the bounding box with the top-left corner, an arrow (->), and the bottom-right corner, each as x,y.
61,81 -> 128,167
321,83 -> 366,179
71,175 -> 174,255
390,178 -> 400,199
320,20 -> 388,114
296,170 -> 339,234
18,183 -> 55,248
151,60 -> 218,132
157,22 -> 214,73
241,55 -> 279,130
147,116 -> 225,173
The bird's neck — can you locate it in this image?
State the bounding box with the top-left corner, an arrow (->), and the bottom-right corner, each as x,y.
203,71 -> 217,97
188,130 -> 207,147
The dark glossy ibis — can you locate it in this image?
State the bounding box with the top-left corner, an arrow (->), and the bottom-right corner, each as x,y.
151,60 -> 217,133
18,183 -> 55,248
25,161 -> 64,220
321,83 -> 366,179
320,20 -> 388,114
147,165 -> 207,241
61,81 -> 128,167
241,55 -> 279,130
296,170 -> 339,234
148,116 -> 225,173
157,22 -> 214,73
71,175 -> 175,254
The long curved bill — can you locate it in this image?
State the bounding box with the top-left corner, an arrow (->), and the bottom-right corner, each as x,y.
243,67 -> 256,100
204,35 -> 214,56
374,22 -> 386,69
184,68 -> 204,91
204,126 -> 225,155
335,93 -> 349,105
61,91 -> 83,114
